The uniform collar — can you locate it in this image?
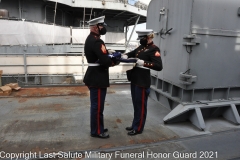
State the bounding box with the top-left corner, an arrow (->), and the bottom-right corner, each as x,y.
90,32 -> 100,37
141,41 -> 154,47
147,41 -> 153,47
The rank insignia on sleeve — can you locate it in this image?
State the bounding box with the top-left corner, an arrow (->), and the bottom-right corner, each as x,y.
101,44 -> 107,54
155,51 -> 161,57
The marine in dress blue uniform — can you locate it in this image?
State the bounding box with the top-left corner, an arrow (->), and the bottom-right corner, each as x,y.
83,16 -> 117,139
123,29 -> 163,135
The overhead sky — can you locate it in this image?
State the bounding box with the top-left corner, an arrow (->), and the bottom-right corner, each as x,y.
128,0 -> 151,5
139,0 -> 151,4
127,0 -> 151,41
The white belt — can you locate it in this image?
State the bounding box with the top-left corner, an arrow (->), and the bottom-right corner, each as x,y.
88,63 -> 100,66
136,65 -> 150,70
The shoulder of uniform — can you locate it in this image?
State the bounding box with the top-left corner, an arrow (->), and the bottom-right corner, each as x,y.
151,44 -> 159,49
147,44 -> 158,51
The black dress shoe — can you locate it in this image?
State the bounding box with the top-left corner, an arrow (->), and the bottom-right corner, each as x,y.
125,126 -> 133,131
91,133 -> 109,139
127,130 -> 142,136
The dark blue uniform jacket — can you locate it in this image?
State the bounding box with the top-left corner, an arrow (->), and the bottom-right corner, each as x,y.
83,32 -> 112,88
126,42 -> 163,88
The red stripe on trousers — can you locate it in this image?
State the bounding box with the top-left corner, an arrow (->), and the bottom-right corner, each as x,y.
138,88 -> 145,132
97,89 -> 101,134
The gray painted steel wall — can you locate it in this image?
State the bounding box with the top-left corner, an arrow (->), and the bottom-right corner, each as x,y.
147,0 -> 240,130
1,0 -> 45,21
0,0 -> 126,28
147,0 -> 240,90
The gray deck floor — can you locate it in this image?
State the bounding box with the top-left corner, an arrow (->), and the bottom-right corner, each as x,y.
0,85 -> 239,160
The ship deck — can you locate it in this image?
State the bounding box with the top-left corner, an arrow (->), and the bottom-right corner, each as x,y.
0,84 -> 239,160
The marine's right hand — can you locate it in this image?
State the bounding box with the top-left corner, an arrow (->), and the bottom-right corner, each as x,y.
121,54 -> 128,59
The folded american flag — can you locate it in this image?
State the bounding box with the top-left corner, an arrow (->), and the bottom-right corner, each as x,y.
96,53 -> 137,63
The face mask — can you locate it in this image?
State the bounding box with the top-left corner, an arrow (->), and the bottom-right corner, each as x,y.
140,38 -> 148,46
97,25 -> 107,35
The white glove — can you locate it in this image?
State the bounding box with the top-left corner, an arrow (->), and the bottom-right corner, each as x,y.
108,49 -> 116,54
121,54 -> 128,59
136,59 -> 144,66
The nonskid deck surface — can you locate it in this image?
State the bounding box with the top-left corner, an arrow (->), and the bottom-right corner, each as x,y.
0,85 -> 239,160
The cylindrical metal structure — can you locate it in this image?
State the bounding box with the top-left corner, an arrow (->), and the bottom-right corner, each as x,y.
0,9 -> 9,18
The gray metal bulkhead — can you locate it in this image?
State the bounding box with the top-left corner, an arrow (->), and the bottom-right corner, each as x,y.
147,0 -> 240,130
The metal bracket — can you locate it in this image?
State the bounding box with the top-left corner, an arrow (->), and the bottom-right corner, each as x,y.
189,107 -> 206,130
179,72 -> 197,85
183,34 -> 201,46
223,104 -> 240,124
159,8 -> 165,21
160,7 -> 165,15
159,28 -> 173,39
163,101 -> 240,131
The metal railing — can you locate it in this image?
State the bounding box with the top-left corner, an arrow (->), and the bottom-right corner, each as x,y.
0,51 -> 133,86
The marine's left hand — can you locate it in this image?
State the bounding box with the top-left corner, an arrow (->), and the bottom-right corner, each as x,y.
136,59 -> 144,66
108,49 -> 116,54
121,54 -> 128,59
